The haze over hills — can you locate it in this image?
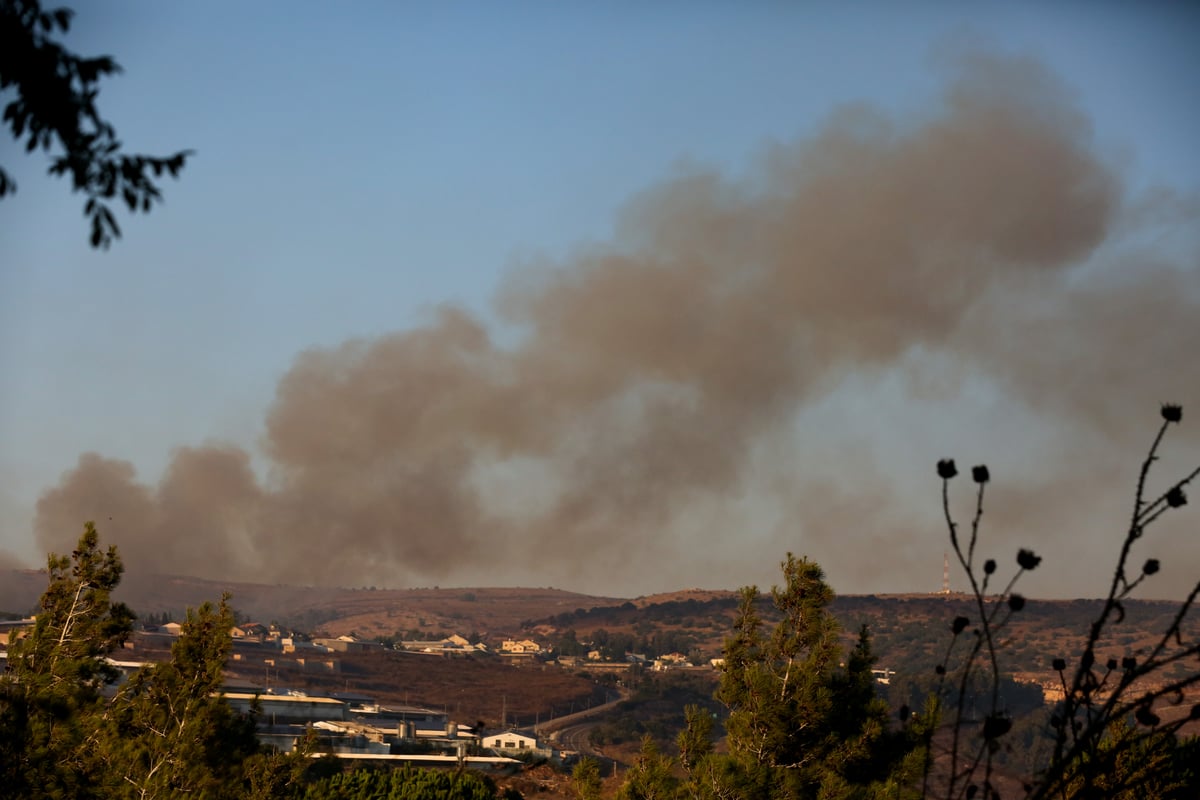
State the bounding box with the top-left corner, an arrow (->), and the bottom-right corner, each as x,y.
5,569 -> 1193,670
3,566 -> 1188,618
0,568 -> 629,633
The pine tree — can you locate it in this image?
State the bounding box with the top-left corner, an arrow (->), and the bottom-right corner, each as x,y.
1059,718 -> 1200,800
695,553 -> 923,799
0,522 -> 134,800
99,594 -> 266,799
618,736 -> 680,800
0,524 -> 311,800
573,757 -> 604,800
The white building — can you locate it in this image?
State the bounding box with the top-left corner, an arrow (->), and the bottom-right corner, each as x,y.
482,730 -> 539,752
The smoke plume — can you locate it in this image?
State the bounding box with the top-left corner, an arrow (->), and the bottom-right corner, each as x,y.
34,50 -> 1200,597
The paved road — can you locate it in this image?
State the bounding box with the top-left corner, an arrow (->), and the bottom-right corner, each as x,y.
533,686 -> 629,758
554,720 -> 601,755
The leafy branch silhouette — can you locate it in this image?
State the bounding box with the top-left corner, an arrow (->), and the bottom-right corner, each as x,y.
1,0 -> 191,247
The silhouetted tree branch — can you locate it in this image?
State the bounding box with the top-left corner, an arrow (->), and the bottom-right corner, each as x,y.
0,0 -> 191,248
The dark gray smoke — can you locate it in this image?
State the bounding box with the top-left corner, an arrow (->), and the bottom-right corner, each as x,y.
33,50 -> 1200,597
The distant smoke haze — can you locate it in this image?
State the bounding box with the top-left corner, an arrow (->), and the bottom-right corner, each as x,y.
0,548 -> 24,572
32,49 -> 1200,598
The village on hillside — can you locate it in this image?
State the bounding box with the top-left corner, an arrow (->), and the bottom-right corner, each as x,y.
0,613 -> 715,772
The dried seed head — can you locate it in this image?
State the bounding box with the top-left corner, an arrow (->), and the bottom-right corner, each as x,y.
982,714 -> 1013,740
1135,706 -> 1160,727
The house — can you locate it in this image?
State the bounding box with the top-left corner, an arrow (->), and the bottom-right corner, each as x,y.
482,730 -> 539,753
281,637 -> 329,654
230,623 -> 269,643
652,652 -> 692,671
161,621 -> 183,636
499,639 -> 542,656
313,636 -> 381,653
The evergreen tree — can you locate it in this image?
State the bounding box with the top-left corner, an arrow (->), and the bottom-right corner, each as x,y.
617,736 -> 680,800
299,766 -> 501,800
99,595 -> 270,799
692,553 -> 923,800
573,757 -> 604,800
1060,718 -> 1200,800
0,524 -> 310,800
0,522 -> 133,800
676,703 -> 714,776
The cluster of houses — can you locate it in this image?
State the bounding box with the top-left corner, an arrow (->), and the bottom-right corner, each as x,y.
4,611 -> 734,775
149,620 -> 698,674
2,615 -> 560,772
501,637 -> 701,673
6,612 -> 709,677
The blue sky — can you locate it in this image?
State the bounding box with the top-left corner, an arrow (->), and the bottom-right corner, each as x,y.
2,2 -> 1199,598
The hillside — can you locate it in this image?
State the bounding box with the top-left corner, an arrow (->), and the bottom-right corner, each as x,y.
1,570 -> 625,635
7,566 -> 1198,769
7,568 -> 1196,696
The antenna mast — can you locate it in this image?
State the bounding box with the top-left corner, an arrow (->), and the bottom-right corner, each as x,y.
942,551 -> 950,595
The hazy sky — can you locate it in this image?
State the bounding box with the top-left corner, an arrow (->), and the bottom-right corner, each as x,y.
2,2 -> 1199,599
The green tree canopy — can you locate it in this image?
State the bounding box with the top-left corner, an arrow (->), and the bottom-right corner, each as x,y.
101,595 -> 273,799
300,766 -> 501,800
573,756 -> 604,800
662,553 -> 924,800
0,521 -> 133,799
0,524 -> 309,800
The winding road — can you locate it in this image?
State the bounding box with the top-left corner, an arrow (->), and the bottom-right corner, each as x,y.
533,685 -> 629,759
